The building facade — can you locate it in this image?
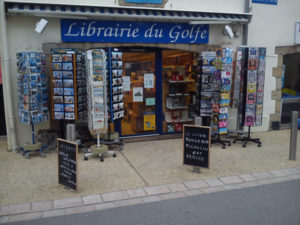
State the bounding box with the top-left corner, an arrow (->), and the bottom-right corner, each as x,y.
0,0 -> 299,151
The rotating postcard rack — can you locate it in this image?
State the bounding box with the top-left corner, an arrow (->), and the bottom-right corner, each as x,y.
106,48 -> 124,122
17,52 -> 48,158
196,49 -> 232,149
84,49 -> 116,161
233,47 -> 266,147
51,49 -> 87,121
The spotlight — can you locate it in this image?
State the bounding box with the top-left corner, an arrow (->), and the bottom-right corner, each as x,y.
35,19 -> 48,34
224,25 -> 234,39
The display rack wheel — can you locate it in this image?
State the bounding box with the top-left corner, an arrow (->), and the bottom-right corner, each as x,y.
258,143 -> 261,147
25,153 -> 30,159
99,155 -> 104,162
222,145 -> 226,149
113,153 -> 116,158
233,140 -> 236,144
84,156 -> 88,161
119,143 -> 124,151
228,143 -> 231,146
242,143 -> 246,148
40,152 -> 46,158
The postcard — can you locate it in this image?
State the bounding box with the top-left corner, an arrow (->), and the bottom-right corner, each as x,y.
63,71 -> 73,79
64,88 -> 74,96
52,63 -> 62,71
52,79 -> 63,87
62,63 -> 73,71
54,104 -> 64,112
65,104 -> 75,112
63,79 -> 74,87
64,96 -> 75,104
54,112 -> 64,120
53,88 -> 63,95
52,54 -> 63,63
65,112 -> 75,120
62,54 -> 73,62
53,96 -> 63,103
53,71 -> 63,79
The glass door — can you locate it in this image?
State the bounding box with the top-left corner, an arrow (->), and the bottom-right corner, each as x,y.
121,52 -> 157,136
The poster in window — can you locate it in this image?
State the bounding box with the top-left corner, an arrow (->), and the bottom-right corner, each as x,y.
144,73 -> 154,89
133,87 -> 143,102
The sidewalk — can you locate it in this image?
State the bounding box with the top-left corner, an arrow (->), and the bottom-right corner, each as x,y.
0,129 -> 299,223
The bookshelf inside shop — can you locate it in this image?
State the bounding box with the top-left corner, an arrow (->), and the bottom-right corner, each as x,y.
162,50 -> 197,133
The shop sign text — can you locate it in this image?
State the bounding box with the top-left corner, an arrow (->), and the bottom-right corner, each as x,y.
61,19 -> 209,44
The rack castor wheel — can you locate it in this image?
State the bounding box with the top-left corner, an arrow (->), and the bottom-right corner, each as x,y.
113,153 -> 116,157
84,156 -> 88,161
258,143 -> 261,147
99,154 -> 104,162
242,143 -> 246,148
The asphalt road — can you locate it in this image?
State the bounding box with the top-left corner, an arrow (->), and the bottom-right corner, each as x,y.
6,179 -> 300,225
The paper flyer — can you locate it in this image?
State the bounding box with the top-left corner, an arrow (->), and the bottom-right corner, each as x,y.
144,73 -> 154,89
122,76 -> 131,91
133,87 -> 143,102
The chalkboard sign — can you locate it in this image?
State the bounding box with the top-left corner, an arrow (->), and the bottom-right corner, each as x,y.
57,138 -> 78,190
183,125 -> 211,168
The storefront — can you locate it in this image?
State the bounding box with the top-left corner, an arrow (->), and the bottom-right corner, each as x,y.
1,1 -> 253,149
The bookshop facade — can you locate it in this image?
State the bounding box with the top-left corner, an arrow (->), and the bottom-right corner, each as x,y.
2,2 -> 253,147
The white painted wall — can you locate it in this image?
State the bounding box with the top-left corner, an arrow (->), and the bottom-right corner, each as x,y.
5,0 -> 246,13
248,0 -> 300,131
7,16 -> 61,145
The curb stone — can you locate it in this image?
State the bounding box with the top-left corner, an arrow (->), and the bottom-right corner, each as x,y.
0,167 -> 300,224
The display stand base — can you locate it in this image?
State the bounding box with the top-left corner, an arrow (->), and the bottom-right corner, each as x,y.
102,132 -> 124,151
211,135 -> 231,149
20,142 -> 45,159
233,126 -> 261,148
84,144 -> 116,162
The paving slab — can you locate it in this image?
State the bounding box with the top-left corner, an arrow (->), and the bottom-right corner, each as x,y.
220,176 -> 243,184
113,198 -> 144,208
82,194 -> 102,205
7,212 -> 42,223
280,168 -> 300,175
101,191 -> 129,202
251,172 -> 274,179
167,183 -> 187,192
204,178 -> 224,186
53,197 -> 82,209
94,202 -> 115,211
63,205 -> 96,215
201,187 -> 225,193
239,174 -> 256,182
159,192 -> 187,200
185,189 -> 204,196
270,170 -> 285,177
42,209 -> 65,218
31,201 -> 53,212
0,203 -> 31,216
183,180 -> 209,189
127,188 -> 147,198
144,185 -> 170,195
142,196 -> 161,203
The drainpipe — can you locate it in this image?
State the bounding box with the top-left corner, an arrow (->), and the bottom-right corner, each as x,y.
243,0 -> 251,45
0,0 -> 18,152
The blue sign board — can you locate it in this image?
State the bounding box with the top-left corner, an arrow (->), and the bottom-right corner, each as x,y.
252,0 -> 277,5
61,19 -> 209,44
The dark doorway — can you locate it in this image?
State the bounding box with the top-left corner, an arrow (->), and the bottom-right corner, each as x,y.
0,84 -> 7,135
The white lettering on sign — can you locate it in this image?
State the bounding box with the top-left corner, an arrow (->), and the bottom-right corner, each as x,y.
62,20 -> 208,44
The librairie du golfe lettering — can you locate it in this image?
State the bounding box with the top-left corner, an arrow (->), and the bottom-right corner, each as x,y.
63,20 -> 208,44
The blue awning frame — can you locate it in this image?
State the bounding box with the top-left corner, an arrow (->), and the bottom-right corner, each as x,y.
6,2 -> 252,24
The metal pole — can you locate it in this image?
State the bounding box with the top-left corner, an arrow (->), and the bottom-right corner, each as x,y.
289,111 -> 298,160
97,133 -> 100,147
